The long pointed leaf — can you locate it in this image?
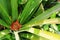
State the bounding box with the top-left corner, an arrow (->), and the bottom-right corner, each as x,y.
34,3 -> 44,17
5,0 -> 11,16
11,0 -> 18,21
20,32 -> 48,40
22,3 -> 60,29
27,28 -> 60,40
21,18 -> 60,30
0,0 -> 11,25
24,5 -> 39,24
19,0 -> 42,24
0,19 -> 9,28
19,3 -> 44,24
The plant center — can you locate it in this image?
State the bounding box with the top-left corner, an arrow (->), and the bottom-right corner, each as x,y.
11,20 -> 22,31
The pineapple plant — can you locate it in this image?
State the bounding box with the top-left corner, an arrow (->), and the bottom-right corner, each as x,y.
0,0 -> 60,40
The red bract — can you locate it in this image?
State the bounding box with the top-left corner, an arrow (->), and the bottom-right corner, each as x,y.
11,20 -> 22,31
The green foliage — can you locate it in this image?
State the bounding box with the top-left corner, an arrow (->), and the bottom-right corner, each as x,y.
0,0 -> 60,40
19,0 -> 42,24
18,0 -> 27,4
0,0 -> 12,25
11,0 -> 18,21
21,3 -> 60,30
0,19 -> 9,28
43,24 -> 49,30
57,24 -> 60,31
20,32 -> 48,40
0,29 -> 9,38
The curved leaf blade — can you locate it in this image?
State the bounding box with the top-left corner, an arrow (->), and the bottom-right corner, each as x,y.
27,28 -> 60,40
20,32 -> 48,40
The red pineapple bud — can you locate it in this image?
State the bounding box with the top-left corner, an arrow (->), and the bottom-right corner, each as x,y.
11,20 -> 22,31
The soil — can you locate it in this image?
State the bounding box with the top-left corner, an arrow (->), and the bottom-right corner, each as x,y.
0,25 -> 5,30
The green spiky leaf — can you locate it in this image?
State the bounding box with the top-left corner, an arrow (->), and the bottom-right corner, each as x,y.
0,0 -> 11,25
19,0 -> 42,24
11,0 -> 18,21
22,3 -> 60,30
0,19 -> 9,28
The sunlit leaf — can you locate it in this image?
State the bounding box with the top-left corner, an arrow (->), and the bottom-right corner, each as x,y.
21,3 -> 60,29
26,28 -> 60,40
20,32 -> 48,40
0,30 -> 10,38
